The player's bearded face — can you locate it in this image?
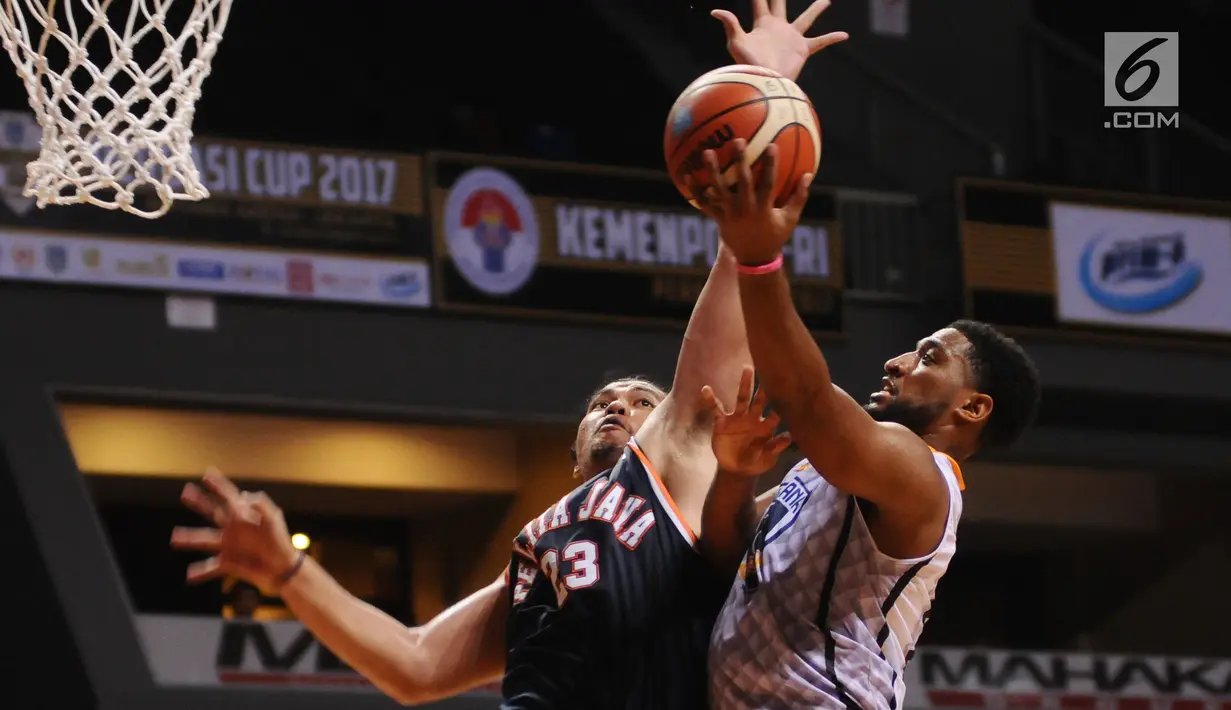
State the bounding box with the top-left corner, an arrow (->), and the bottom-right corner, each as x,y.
574,382 -> 665,477
865,328 -> 974,437
864,396 -> 949,437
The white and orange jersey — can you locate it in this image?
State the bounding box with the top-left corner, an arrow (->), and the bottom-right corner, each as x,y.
710,452 -> 965,710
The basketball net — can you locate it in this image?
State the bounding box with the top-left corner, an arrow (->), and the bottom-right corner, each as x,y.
0,0 -> 233,218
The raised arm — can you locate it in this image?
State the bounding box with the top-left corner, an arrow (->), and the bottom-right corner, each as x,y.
638,243 -> 750,449
172,470 -> 505,706
694,146 -> 948,553
632,243 -> 751,528
636,0 -> 848,493
734,267 -> 945,513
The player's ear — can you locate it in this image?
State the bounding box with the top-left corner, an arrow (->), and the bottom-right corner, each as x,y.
955,392 -> 992,425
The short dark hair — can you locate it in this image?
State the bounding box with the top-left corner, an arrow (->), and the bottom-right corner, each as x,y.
949,320 -> 1041,449
581,374 -> 668,410
570,375 -> 669,461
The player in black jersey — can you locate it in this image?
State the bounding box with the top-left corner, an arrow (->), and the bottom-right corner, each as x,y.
502,379 -> 726,710
171,257 -> 743,706
169,3 -> 847,708
171,278 -> 740,708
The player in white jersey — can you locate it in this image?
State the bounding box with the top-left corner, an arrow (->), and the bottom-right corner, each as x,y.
690,145 -> 1042,710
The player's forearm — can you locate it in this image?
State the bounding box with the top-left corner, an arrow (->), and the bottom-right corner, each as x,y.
280,558 -> 500,705
700,469 -> 760,574
738,269 -> 835,423
278,558 -> 432,702
672,244 -> 753,423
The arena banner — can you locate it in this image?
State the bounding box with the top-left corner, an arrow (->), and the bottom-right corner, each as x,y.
134,616 -> 1231,708
426,152 -> 843,332
0,110 -> 428,259
958,178 -> 1231,343
0,230 -> 430,308
1051,203 -> 1231,336
134,614 -> 500,693
902,647 -> 1231,710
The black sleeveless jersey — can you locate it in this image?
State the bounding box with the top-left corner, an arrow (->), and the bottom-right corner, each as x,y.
501,438 -> 728,710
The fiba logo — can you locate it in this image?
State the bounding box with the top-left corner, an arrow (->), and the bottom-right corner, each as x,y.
1103,32 -> 1179,130
443,167 -> 540,297
1078,231 -> 1202,313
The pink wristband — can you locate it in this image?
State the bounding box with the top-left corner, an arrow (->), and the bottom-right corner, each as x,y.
735,254 -> 784,276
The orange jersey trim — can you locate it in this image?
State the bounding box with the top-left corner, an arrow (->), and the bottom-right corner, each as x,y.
627,439 -> 698,545
930,447 -> 965,491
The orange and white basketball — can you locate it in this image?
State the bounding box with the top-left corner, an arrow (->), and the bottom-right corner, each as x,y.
664,65 -> 822,208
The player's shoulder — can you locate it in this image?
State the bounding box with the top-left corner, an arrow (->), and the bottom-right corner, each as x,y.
868,423 -> 954,504
872,421 -> 942,467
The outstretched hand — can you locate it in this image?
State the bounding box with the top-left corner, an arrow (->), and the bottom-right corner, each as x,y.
702,366 -> 792,477
712,0 -> 849,81
686,139 -> 811,266
170,468 -> 301,596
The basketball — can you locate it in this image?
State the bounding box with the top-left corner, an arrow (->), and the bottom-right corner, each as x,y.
664,65 -> 821,209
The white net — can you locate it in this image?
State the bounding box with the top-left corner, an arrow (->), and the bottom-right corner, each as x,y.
0,0 -> 233,218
